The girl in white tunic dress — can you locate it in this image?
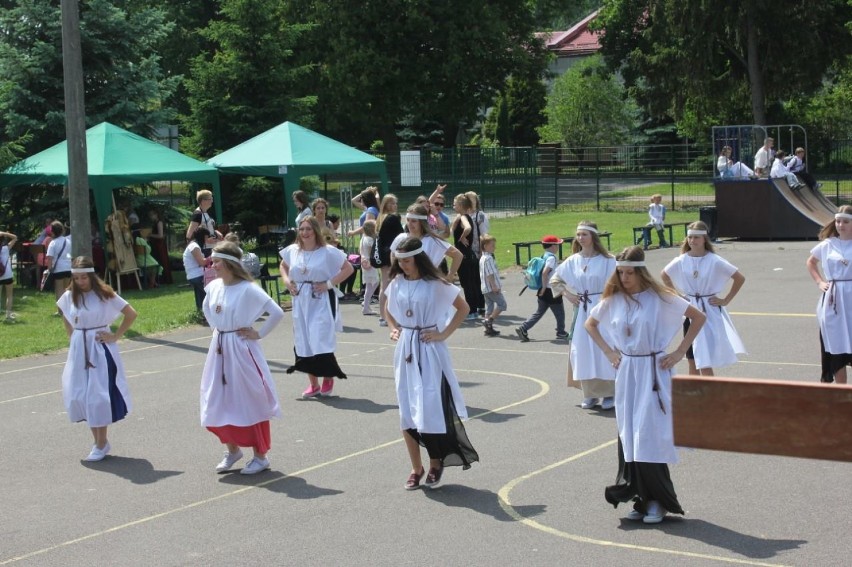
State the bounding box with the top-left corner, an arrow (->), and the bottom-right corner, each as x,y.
389,203 -> 463,277
553,221 -> 616,410
586,246 -> 705,524
201,242 -> 285,475
662,221 -> 746,375
58,256 -> 137,462
806,205 -> 852,383
280,217 -> 354,398
386,237 -> 479,490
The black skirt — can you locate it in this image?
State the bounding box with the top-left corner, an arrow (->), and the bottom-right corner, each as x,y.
406,374 -> 479,469
820,331 -> 852,383
604,437 -> 684,515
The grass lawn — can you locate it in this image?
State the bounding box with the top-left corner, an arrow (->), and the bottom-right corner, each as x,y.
0,209 -> 697,360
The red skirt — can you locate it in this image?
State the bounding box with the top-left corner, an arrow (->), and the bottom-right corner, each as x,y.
207,421 -> 271,454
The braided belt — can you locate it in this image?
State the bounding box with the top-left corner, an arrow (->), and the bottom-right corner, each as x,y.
689,292 -> 720,313
827,279 -> 852,314
74,326 -> 108,370
621,350 -> 666,414
577,290 -> 602,312
215,329 -> 239,384
399,324 -> 437,364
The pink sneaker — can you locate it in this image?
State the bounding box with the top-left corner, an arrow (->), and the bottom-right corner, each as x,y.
320,378 -> 334,397
302,385 -> 322,399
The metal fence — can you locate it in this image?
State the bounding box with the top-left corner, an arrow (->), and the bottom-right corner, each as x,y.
320,142 -> 852,216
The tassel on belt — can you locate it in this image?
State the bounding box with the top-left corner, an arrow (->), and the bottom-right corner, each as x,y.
74,326 -> 108,370
215,329 -> 239,384
399,324 -> 437,364
621,350 -> 666,414
827,279 -> 852,314
577,290 -> 602,312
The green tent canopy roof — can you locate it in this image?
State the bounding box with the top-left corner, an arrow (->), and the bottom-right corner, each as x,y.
207,121 -> 386,177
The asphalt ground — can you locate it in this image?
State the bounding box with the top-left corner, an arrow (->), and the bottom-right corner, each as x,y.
1,239 -> 849,567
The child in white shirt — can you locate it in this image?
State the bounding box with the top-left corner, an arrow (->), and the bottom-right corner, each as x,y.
641,194 -> 668,250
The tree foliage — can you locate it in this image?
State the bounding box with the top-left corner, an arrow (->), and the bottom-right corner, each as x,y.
292,0 -> 548,157
594,0 -> 852,136
537,55 -> 635,147
0,0 -> 179,153
181,0 -> 316,158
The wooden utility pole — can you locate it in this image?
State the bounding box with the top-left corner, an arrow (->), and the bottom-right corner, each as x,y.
61,0 -> 92,258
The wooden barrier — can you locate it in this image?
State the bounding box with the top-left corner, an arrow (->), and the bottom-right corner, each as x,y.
672,376 -> 852,462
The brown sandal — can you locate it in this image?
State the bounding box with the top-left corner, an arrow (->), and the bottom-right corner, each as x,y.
405,467 -> 425,490
424,466 -> 444,489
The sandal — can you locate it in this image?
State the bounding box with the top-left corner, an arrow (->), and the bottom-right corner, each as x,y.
405,467 -> 425,490
424,465 -> 444,489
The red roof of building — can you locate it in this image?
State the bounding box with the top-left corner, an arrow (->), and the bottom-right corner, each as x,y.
536,10 -> 601,57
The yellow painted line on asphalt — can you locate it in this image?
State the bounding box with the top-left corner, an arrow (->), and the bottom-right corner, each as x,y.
497,443 -> 789,567
0,336 -> 209,377
0,366 -> 548,565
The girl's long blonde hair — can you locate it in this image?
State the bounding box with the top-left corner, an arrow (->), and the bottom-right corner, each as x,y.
571,220 -> 612,256
602,246 -> 676,304
819,205 -> 852,240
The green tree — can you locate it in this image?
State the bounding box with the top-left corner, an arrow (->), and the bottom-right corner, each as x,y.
537,55 -> 635,147
289,0 -> 548,183
594,0 -> 852,134
0,0 -> 179,153
181,0 -> 316,158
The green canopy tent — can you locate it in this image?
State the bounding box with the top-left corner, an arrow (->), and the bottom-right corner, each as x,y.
206,121 -> 388,226
0,122 -> 222,248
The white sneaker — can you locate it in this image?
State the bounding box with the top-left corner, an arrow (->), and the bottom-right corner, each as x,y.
215,449 -> 244,473
600,397 -> 615,410
240,456 -> 270,475
643,500 -> 667,524
626,509 -> 645,521
85,442 -> 110,462
581,398 -> 598,409
378,319 -> 388,327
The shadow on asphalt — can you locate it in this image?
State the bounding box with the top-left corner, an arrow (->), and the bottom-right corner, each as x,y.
295,395 -> 397,414
218,471 -> 344,499
466,406 -> 525,424
80,456 -> 183,485
617,517 -> 807,559
423,484 -> 546,521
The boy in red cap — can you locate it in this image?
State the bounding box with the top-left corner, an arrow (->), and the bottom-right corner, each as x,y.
516,235 -> 567,341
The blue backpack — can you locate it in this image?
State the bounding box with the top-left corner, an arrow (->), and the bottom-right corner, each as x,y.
522,254 -> 548,292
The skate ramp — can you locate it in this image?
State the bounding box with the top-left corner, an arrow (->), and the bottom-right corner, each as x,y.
715,178 -> 835,239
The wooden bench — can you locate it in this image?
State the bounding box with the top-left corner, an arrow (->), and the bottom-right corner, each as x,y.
513,232 -> 612,265
632,222 -> 690,248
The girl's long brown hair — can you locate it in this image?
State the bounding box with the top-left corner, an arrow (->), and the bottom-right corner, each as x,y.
819,205 -> 852,240
571,220 -> 613,257
602,246 -> 676,304
679,220 -> 716,254
70,256 -> 115,308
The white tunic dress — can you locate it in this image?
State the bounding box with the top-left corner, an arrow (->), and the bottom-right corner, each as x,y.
663,253 -> 746,369
280,244 -> 347,355
590,290 -> 690,464
57,291 -> 131,427
554,254 -> 617,381
200,280 -> 283,427
387,277 -> 468,433
811,238 -> 852,354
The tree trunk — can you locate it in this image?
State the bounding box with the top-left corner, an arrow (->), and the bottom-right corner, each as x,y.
380,123 -> 401,188
745,9 -> 766,126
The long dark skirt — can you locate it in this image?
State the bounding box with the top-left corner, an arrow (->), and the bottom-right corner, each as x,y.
286,289 -> 347,379
406,375 -> 479,469
604,437 -> 684,515
820,332 -> 852,383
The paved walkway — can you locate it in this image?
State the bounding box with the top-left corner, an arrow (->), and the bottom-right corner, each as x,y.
0,240 -> 847,566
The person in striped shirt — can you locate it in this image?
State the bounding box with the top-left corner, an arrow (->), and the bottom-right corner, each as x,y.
479,234 -> 506,337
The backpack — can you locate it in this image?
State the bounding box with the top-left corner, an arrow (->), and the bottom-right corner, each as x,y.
522,254 -> 548,292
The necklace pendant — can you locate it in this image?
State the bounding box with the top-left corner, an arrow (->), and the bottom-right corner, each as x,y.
842,259 -> 849,266
405,308 -> 413,317
692,270 -> 699,279
625,325 -> 631,337
215,304 -> 222,314
582,265 -> 588,272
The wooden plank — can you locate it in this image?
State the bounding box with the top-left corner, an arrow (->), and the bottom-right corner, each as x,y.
672,376 -> 852,462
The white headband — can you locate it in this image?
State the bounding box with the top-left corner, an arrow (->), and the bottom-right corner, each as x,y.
71,267 -> 95,273
616,261 -> 646,267
211,252 -> 241,263
687,229 -> 707,236
836,213 -> 852,221
395,247 -> 424,258
406,213 -> 429,221
576,225 -> 598,234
